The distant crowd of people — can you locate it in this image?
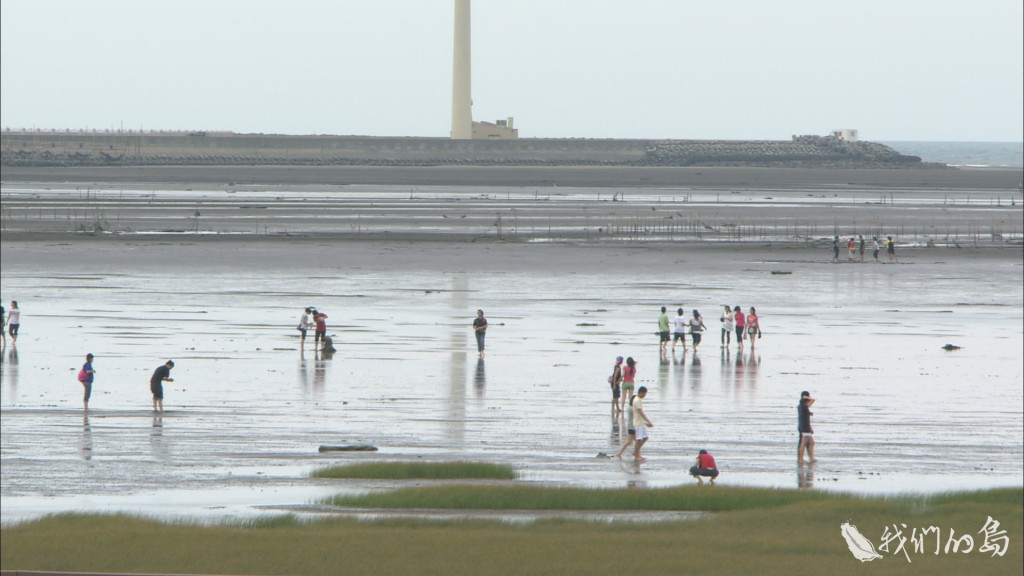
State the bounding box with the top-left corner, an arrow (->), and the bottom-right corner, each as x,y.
603,304 -> 817,484
658,304 -> 762,355
832,235 -> 898,263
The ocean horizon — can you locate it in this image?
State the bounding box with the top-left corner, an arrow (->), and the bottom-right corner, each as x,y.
884,140 -> 1024,168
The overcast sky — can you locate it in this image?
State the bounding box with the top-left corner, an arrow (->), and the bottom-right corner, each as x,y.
2,0 -> 1021,141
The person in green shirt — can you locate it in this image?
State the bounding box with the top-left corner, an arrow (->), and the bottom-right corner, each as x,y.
657,306 -> 670,353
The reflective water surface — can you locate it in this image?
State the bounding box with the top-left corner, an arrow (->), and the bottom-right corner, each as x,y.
1,238 -> 1021,525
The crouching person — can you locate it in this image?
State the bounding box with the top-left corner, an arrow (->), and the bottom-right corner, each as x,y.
689,449 -> 719,485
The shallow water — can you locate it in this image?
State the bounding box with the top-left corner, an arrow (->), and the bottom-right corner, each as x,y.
1,239 -> 1021,526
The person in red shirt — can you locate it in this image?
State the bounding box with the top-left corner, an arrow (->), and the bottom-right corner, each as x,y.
689,449 -> 719,485
313,310 -> 328,350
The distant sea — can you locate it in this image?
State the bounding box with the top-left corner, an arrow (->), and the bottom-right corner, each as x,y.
883,141 -> 1023,168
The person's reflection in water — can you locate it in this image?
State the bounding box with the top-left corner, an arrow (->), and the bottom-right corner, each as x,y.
720,347 -> 733,389
298,347 -> 310,394
78,415 -> 93,461
313,350 -> 327,395
798,466 -> 815,489
150,414 -> 166,461
734,348 -> 745,385
6,346 -> 18,397
474,357 -> 486,396
610,413 -> 621,447
671,349 -> 686,396
688,351 -> 702,392
657,353 -> 669,395
746,353 -> 760,390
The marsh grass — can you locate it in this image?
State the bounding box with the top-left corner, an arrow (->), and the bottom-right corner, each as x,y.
2,488 -> 1020,576
310,461 -> 517,480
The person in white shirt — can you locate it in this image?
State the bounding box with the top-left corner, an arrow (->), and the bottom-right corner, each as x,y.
632,386 -> 654,462
720,305 -> 734,347
298,307 -> 312,346
7,301 -> 20,344
671,307 -> 688,352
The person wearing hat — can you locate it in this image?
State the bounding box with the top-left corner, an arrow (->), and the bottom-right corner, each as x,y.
609,356 -> 624,416
78,353 -> 96,411
150,360 -> 175,413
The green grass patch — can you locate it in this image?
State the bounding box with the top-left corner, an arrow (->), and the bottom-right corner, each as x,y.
309,461 -> 517,480
3,488 -> 1021,576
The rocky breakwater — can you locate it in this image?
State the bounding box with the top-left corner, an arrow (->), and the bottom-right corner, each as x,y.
643,135 -> 923,167
1,132 -> 925,168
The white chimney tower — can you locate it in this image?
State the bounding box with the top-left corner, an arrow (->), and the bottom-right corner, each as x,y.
451,0 -> 473,139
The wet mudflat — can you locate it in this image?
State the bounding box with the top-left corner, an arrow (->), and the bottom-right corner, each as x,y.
1,237 -> 1022,525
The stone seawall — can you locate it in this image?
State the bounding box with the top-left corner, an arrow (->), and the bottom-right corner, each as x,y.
0,131 -> 925,168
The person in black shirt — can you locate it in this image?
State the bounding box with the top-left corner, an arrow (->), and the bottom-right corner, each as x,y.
151,360 -> 175,413
797,391 -> 816,465
472,309 -> 487,358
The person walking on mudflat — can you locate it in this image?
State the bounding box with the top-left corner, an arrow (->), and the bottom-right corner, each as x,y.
733,306 -> 745,350
831,236 -> 840,262
657,307 -> 670,354
671,307 -> 688,353
6,301 -> 20,344
0,305 -> 6,347
886,236 -> 898,262
720,305 -> 733,347
609,355 -> 623,416
632,386 -> 653,461
858,235 -> 866,262
689,309 -> 707,352
473,309 -> 487,358
620,356 -> 637,410
798,392 -> 817,465
616,391 -> 637,458
746,307 -> 761,350
78,353 -> 96,412
847,237 -> 856,262
872,236 -> 881,263
150,360 -> 174,413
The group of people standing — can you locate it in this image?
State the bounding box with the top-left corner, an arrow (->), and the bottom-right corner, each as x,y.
74,353 -> 175,413
609,356 -> 653,461
660,305 -> 761,354
607,355 -> 718,483
297,307 -> 329,351
832,235 -> 897,263
607,352 -> 819,483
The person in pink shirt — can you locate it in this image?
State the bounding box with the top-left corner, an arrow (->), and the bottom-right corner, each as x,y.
746,307 -> 761,350
733,306 -> 745,349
